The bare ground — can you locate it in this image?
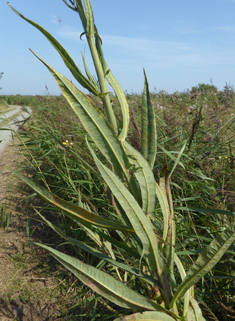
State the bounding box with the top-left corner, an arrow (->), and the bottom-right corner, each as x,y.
0,139 -> 65,321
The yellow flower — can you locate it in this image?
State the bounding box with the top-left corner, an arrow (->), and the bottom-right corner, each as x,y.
70,142 -> 73,146
63,140 -> 69,145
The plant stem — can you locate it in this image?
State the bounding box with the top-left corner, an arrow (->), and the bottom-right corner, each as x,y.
86,35 -> 118,134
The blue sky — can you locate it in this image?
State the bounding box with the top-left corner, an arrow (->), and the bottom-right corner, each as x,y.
1,0 -> 235,95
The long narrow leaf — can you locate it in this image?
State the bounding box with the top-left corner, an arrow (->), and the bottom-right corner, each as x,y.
155,181 -> 170,242
124,142 -> 155,218
84,0 -> 95,37
171,222 -> 235,307
68,236 -> 159,286
114,310 -> 176,321
160,161 -> 176,288
169,140 -> 187,178
81,52 -> 100,92
141,69 -> 157,169
36,243 -> 168,312
189,297 -> 206,321
29,50 -> 132,182
176,207 -> 235,217
11,169 -> 135,234
36,209 -> 158,286
158,145 -> 185,170
87,140 -> 164,275
8,3 -> 100,96
174,254 -> 190,318
95,35 -> 129,141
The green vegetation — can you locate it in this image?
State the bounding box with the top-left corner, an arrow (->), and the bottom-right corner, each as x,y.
0,97 -> 9,110
6,86 -> 234,320
3,0 -> 235,320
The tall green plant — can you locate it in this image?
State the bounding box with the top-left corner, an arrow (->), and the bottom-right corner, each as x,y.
8,1 -> 235,319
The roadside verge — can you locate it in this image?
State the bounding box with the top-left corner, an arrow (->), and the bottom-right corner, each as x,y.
0,105 -> 32,154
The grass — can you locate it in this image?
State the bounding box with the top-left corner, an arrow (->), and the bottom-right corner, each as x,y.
0,97 -> 10,110
1,86 -> 235,320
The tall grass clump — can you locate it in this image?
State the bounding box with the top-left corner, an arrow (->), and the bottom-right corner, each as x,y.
8,1 -> 235,320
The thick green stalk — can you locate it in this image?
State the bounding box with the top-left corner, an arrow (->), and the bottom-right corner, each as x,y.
86,34 -> 118,134
73,0 -> 118,133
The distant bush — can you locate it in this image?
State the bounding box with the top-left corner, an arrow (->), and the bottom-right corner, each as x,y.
192,82 -> 218,93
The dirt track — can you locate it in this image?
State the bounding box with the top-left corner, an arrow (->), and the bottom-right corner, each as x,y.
0,132 -> 62,320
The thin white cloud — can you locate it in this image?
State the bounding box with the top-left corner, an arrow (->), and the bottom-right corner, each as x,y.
211,25 -> 235,32
58,25 -> 83,40
57,25 -> 235,73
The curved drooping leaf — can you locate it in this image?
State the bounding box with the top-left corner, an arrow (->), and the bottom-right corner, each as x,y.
141,69 -> 157,169
171,222 -> 235,306
114,310 -> 176,321
124,142 -> 156,218
87,140 -> 163,274
11,169 -> 135,234
95,35 -> 129,141
7,3 -> 100,96
36,209 -> 158,286
68,236 -> 159,286
36,243 -> 168,313
29,50 -> 131,181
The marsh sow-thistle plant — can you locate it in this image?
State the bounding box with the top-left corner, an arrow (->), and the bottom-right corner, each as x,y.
8,1 -> 235,320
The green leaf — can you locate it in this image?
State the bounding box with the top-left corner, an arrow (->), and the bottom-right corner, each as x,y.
95,35 -> 129,141
155,181 -> 170,242
95,229 -> 141,260
188,297 -> 206,321
81,52 -> 100,93
141,69 -> 157,169
160,160 -> 176,289
29,50 -> 132,182
68,236 -> 159,286
124,142 -> 156,218
11,169 -> 135,234
158,145 -> 185,170
171,222 -> 235,307
84,0 -> 95,37
8,3 -> 100,96
176,248 -> 204,256
87,140 -> 163,274
169,141 -> 187,178
71,0 -> 87,31
175,207 -> 235,217
36,243 -> 167,312
35,209 -> 157,286
114,310 -> 176,321
174,254 -> 190,318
